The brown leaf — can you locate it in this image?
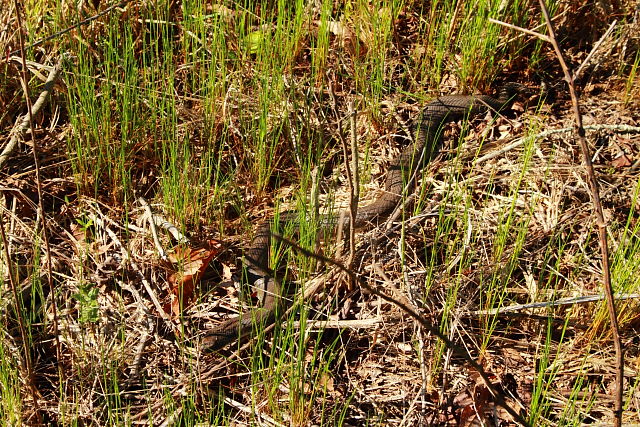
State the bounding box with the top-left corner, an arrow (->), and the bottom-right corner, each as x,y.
611,153 -> 632,168
167,240 -> 222,316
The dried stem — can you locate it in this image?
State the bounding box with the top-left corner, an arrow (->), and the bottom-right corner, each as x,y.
0,206 -> 39,414
13,0 -> 63,419
494,3 -> 624,424
537,3 -> 623,424
272,233 -> 530,427
329,80 -> 360,275
346,101 -> 359,268
0,58 -> 62,168
488,17 -> 550,42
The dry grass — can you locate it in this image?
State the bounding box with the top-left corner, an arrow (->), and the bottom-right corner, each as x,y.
1,0 -> 640,425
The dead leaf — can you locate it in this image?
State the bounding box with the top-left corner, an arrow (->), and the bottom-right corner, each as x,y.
611,153 -> 632,168
166,240 -> 222,316
317,19 -> 367,57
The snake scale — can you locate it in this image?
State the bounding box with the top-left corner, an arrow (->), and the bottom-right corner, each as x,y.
202,83 -> 522,351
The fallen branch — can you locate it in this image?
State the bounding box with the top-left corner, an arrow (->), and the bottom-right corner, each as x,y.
476,124 -> 640,164
0,57 -> 63,169
473,293 -> 640,316
294,317 -> 383,330
5,0 -> 131,58
273,233 -> 530,427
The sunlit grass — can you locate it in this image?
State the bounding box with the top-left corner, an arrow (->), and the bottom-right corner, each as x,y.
2,0 -> 640,425
0,322 -> 23,426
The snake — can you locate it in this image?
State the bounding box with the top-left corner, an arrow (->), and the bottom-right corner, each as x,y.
202,83 -> 523,351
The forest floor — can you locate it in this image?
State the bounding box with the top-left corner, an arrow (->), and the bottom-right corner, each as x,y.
1,1 -> 640,425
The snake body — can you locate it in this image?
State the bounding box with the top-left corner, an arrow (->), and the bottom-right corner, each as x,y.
203,83 -> 522,350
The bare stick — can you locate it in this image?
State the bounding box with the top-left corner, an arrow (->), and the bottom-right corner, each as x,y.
346,101 -> 359,267
272,233 -> 530,427
495,4 -> 624,424
488,18 -> 550,42
293,317 -> 382,330
5,0 -> 131,58
0,57 -> 62,168
476,124 -> 640,164
138,197 -> 168,261
329,79 -> 359,270
12,0 -> 62,420
474,293 -> 640,315
0,205 -> 40,413
14,0 -> 63,362
538,3 -> 623,424
573,20 -> 617,81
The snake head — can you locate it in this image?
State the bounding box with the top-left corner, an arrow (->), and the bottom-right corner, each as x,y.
499,82 -> 528,104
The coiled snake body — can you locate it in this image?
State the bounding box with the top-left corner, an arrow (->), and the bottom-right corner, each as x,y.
203,83 -> 522,350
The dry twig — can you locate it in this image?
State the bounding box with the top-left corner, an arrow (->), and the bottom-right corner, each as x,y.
0,57 -> 62,168
273,233 -> 530,427
5,0 -> 131,58
10,1 -> 64,420
492,3 -> 624,425
474,293 -> 640,315
0,204 -> 38,410
476,124 -> 640,164
138,197 -> 168,261
346,101 -> 359,268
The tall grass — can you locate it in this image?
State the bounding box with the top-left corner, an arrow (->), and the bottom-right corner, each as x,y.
0,297 -> 23,425
623,49 -> 639,106
3,0 -> 640,425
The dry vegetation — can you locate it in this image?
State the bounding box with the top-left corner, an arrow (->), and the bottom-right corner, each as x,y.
1,0 -> 640,425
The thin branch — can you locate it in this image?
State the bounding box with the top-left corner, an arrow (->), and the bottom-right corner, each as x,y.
0,58 -> 62,168
329,79 -> 359,269
573,20 -> 618,81
476,124 -> 640,164
138,197 -> 168,261
495,2 -> 624,424
346,100 -> 359,268
15,9 -> 63,372
5,0 -> 131,58
272,233 -> 530,427
538,2 -> 623,424
474,293 -> 640,315
488,18 -> 551,43
12,0 -> 61,420
293,317 -> 382,329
